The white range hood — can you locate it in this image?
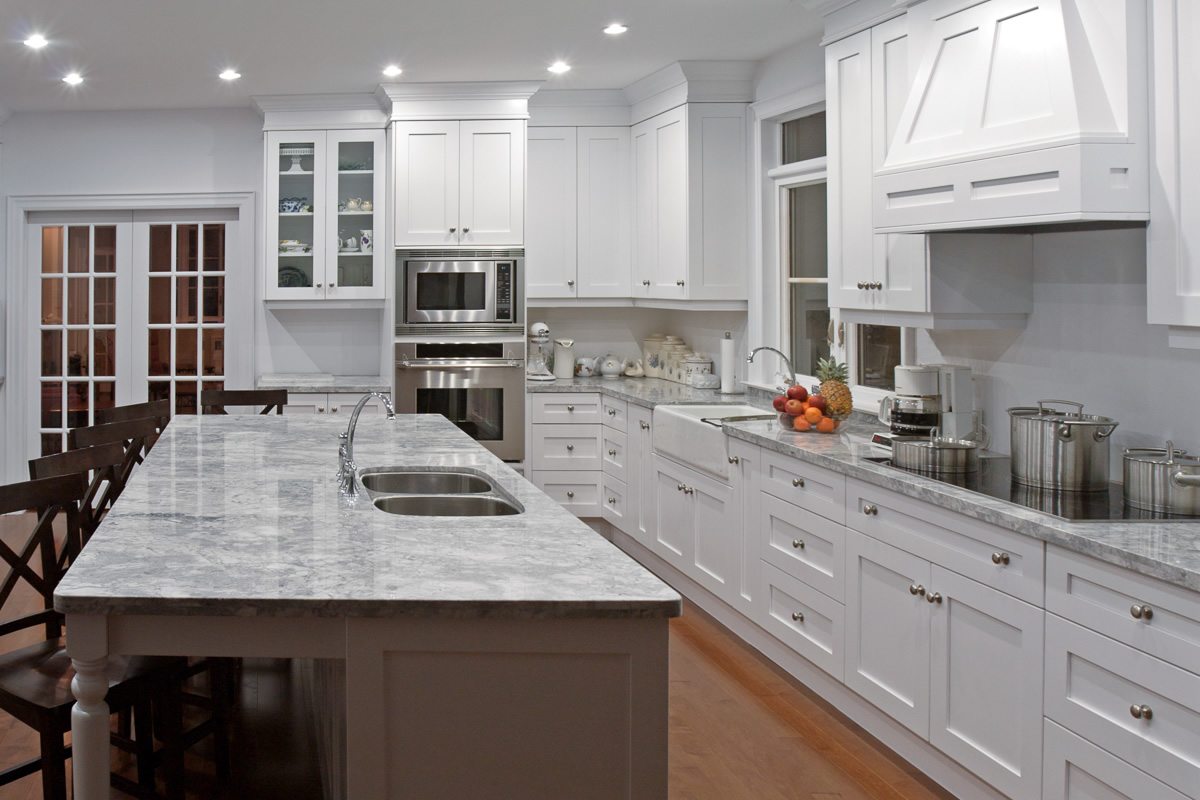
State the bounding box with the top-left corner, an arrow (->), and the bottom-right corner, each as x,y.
873,0 -> 1149,232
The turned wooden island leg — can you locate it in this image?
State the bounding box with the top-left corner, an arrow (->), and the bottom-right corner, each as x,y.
67,614 -> 111,800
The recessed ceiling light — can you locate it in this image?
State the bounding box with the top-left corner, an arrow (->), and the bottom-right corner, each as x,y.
24,33 -> 48,49
548,61 -> 571,74
63,72 -> 82,86
604,23 -> 628,35
219,69 -> 241,81
382,65 -> 402,78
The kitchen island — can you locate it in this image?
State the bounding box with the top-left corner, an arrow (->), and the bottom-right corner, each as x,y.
54,414 -> 681,800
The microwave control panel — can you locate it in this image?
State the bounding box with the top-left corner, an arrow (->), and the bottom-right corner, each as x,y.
495,260 -> 514,322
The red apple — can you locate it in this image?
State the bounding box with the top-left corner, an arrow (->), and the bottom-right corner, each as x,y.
808,394 -> 828,413
783,398 -> 805,416
772,395 -> 788,412
778,412 -> 794,426
786,385 -> 808,402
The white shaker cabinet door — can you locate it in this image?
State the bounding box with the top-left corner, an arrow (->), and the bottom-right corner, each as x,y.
630,406 -> 655,549
577,127 -> 631,298
394,121 -> 460,247
687,464 -> 739,606
845,530 -> 931,738
459,120 -> 524,247
928,566 -> 1044,800
525,127 -> 577,298
1042,720 -> 1189,800
651,455 -> 693,570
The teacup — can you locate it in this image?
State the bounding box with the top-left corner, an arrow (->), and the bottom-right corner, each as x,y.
360,200 -> 373,212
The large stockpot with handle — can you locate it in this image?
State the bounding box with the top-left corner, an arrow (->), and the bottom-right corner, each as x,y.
1123,442 -> 1200,516
1007,400 -> 1118,491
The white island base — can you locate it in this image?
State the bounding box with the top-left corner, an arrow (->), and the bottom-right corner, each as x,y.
68,613 -> 668,799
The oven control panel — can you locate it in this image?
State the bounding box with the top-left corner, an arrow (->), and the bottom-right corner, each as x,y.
495,260 -> 514,322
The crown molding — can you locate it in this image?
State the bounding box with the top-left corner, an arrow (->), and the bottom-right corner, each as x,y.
797,0 -> 859,13
253,93 -> 389,130
378,81 -> 543,120
528,89 -> 631,126
623,61 -> 756,124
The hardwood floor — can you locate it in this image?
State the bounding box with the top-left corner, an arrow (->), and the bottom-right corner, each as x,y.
0,512 -> 955,799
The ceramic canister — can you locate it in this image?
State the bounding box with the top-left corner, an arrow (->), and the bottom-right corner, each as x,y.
643,335 -> 665,378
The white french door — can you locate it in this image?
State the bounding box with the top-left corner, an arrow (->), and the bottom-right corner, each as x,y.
28,209 -> 240,457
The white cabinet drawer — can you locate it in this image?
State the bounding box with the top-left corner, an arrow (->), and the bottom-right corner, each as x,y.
1047,546 -> 1200,675
760,449 -> 846,524
601,428 -> 628,482
1043,720 -> 1189,800
600,475 -> 629,533
531,424 -> 603,471
532,471 -> 602,517
760,493 -> 845,603
532,393 -> 603,424
846,477 -> 1044,606
601,396 -> 628,432
760,561 -> 844,680
1045,615 -> 1200,798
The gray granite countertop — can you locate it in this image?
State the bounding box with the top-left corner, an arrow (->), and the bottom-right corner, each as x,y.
54,415 -> 681,619
529,378 -> 1200,593
256,374 -> 390,394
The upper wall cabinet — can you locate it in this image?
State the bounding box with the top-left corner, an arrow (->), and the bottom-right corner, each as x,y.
631,103 -> 748,301
869,0 -> 1149,233
526,127 -> 631,299
1148,0 -> 1200,346
265,129 -> 386,301
826,18 -> 1034,327
393,120 -> 524,248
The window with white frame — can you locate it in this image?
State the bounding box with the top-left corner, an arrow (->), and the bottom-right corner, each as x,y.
756,105 -> 902,404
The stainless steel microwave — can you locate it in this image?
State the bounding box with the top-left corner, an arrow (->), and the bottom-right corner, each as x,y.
396,250 -> 523,334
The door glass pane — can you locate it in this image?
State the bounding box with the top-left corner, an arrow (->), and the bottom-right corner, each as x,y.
41,331 -> 62,376
278,259 -> 313,288
42,227 -> 64,273
41,382 -> 62,428
176,276 -> 197,323
68,278 -> 89,324
337,256 -> 372,288
416,388 -> 503,440
41,433 -> 62,457
94,277 -> 116,324
149,381 -> 171,404
42,278 -> 63,324
203,225 -> 225,271
149,277 -> 171,323
94,382 -> 116,413
67,330 -> 88,376
66,382 -> 88,428
279,140 -> 316,275
857,325 -> 901,390
149,329 -> 171,376
94,329 -> 115,376
203,329 -> 224,376
94,226 -> 117,272
177,224 -> 199,272
203,276 -> 224,319
790,284 -> 831,379
67,227 -> 89,273
782,113 -> 827,164
150,225 -> 172,272
176,329 -> 198,376
176,381 -> 198,415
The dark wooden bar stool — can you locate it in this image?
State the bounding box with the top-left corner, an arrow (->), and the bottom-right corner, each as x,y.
0,475 -> 170,800
28,442 -> 127,553
200,389 -> 288,415
69,416 -> 160,476
95,399 -> 171,434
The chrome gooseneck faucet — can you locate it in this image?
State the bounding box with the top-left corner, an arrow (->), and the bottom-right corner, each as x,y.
747,346 -> 797,392
337,392 -> 397,499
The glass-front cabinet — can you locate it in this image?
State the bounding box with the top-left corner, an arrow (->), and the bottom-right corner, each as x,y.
265,128 -> 386,300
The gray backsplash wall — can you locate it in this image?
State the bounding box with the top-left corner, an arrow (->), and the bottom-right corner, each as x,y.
916,226 -> 1200,478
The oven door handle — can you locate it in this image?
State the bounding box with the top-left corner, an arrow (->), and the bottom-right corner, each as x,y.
396,360 -> 525,370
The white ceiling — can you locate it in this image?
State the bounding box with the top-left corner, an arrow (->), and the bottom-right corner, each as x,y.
0,0 -> 824,114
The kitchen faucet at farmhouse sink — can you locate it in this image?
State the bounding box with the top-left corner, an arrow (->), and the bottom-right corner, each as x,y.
337,391 -> 397,498
748,346 -> 796,391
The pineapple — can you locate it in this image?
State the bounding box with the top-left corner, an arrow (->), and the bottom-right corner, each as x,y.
816,357 -> 853,420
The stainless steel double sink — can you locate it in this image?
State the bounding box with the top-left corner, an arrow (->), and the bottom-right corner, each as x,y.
359,468 -> 523,517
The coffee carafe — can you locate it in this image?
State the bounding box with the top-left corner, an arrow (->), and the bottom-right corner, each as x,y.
880,365 -> 943,436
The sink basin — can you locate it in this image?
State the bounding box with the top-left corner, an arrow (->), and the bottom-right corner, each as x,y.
360,470 -> 494,495
373,495 -> 522,517
653,405 -> 774,480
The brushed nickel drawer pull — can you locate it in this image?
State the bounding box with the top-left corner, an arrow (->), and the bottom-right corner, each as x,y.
1130,704 -> 1153,720
678,484 -> 686,492
992,552 -> 1011,565
566,405 -> 574,411
792,539 -> 804,550
567,279 -> 575,287
608,497 -> 616,504
791,611 -> 804,622
926,592 -> 943,604
728,456 -> 739,464
608,449 -> 617,456
792,477 -> 805,487
566,491 -> 574,499
684,487 -> 694,495
676,280 -> 685,286
857,282 -> 865,289
607,408 -> 616,416
1131,604 -> 1154,620
642,279 -> 650,286
566,444 -> 574,451
863,504 -> 878,516
640,421 -> 650,430
910,584 -> 925,596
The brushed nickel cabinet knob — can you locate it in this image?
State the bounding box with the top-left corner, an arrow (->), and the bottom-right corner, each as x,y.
792,477 -> 805,487
566,444 -> 574,451
728,456 -> 739,464
863,504 -> 878,516
608,449 -> 617,456
1130,704 -> 1153,720
640,421 -> 650,430
910,584 -> 925,596
567,279 -> 575,287
791,611 -> 804,622
992,552 -> 1011,565
566,405 -> 574,411
607,408 -> 616,416
926,592 -> 943,604
1131,604 -> 1154,620
792,539 -> 804,550
608,497 -> 616,504
566,491 -> 574,499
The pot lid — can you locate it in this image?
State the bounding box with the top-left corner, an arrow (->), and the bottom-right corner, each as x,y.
1007,399 -> 1117,426
1124,441 -> 1200,467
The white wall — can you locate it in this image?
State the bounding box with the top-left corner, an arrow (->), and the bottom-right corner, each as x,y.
917,227 -> 1200,478
259,308 -> 386,376
753,36 -> 825,103
530,307 -> 748,384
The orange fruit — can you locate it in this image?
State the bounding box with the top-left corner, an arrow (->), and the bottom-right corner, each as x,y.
793,416 -> 812,432
804,406 -> 823,424
800,401 -> 810,413
816,416 -> 836,434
